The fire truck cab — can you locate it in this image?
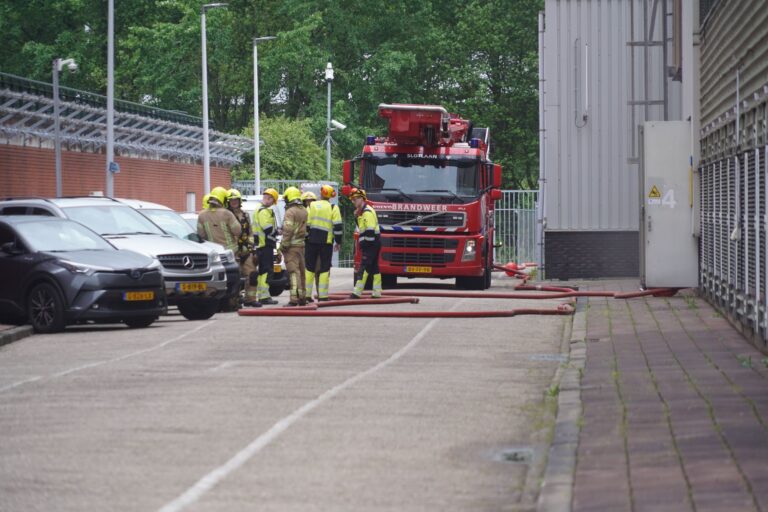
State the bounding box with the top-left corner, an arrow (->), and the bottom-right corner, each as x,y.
343,103 -> 503,290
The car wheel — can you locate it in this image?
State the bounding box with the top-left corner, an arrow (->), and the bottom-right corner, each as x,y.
177,300 -> 218,320
27,282 -> 66,333
124,316 -> 156,328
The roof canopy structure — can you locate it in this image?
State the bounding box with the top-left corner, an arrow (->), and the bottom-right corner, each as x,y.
0,73 -> 251,167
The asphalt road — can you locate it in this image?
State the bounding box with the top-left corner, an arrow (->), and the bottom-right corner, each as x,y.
0,269 -> 567,512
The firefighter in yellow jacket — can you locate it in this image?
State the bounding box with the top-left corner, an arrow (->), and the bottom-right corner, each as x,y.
349,188 -> 381,299
252,188 -> 280,306
280,187 -> 308,306
197,186 -> 241,254
305,184 -> 343,301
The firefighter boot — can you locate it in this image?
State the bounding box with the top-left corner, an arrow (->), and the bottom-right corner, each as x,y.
350,271 -> 368,299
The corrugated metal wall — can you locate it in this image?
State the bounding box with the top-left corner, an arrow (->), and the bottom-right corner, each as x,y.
699,0 -> 768,131
542,0 -> 682,231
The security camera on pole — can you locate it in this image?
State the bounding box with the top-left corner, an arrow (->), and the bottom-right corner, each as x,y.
324,62 -> 346,181
52,57 -> 77,198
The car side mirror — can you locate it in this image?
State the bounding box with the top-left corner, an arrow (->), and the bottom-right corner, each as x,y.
1,241 -> 23,255
186,233 -> 203,243
492,164 -> 503,189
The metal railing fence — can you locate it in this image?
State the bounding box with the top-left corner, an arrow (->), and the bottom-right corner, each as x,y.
494,190 -> 539,265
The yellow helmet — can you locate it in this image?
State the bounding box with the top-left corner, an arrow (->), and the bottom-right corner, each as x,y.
209,186 -> 229,206
283,186 -> 302,203
227,188 -> 243,202
263,188 -> 278,202
348,187 -> 367,201
301,191 -> 317,202
320,184 -> 336,199
202,193 -> 211,209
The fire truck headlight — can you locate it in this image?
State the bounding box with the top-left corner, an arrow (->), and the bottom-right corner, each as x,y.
461,240 -> 477,262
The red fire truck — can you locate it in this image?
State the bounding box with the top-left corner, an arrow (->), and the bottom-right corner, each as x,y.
342,103 -> 503,290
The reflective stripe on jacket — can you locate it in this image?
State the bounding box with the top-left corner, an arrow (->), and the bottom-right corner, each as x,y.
253,206 -> 277,248
281,203 -> 307,248
357,205 -> 380,245
197,207 -> 241,252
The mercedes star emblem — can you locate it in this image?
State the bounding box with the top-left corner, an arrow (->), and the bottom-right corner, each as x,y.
182,255 -> 194,269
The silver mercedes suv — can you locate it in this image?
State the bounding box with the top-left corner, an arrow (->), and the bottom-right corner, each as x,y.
0,197 -> 228,320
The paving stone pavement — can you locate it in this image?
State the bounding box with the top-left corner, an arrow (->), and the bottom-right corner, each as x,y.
569,279 -> 768,512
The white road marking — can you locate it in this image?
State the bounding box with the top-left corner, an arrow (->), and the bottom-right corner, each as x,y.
206,361 -> 236,373
0,375 -> 42,393
156,302 -> 463,512
0,320 -> 215,393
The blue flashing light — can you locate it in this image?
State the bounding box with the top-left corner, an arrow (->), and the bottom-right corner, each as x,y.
366,136 -> 376,145
469,138 -> 480,148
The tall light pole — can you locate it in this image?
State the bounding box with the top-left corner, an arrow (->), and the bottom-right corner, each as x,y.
325,62 -> 333,180
52,57 -> 77,198
106,0 -> 115,197
253,36 -> 275,196
201,3 -> 228,194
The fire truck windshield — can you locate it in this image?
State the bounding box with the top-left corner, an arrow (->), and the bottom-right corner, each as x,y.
361,156 -> 480,203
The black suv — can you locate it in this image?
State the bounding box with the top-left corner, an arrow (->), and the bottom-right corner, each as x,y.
0,216 -> 165,332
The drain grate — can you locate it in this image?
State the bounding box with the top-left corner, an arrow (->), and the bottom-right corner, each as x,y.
496,447 -> 534,464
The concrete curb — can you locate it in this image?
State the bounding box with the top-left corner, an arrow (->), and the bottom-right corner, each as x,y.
0,325 -> 34,347
537,297 -> 587,512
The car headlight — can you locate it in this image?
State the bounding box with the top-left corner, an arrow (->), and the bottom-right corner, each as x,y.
57,259 -> 110,276
210,252 -> 222,264
147,258 -> 162,270
461,240 -> 477,262
220,250 -> 235,263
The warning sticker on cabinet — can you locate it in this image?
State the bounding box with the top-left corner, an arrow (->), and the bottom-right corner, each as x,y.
648,185 -> 661,199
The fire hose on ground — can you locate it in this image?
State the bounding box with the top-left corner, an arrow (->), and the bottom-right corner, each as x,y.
237,262 -> 677,319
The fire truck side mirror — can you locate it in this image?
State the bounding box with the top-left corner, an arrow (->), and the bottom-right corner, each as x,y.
490,189 -> 503,201
342,160 -> 352,184
492,164 -> 503,189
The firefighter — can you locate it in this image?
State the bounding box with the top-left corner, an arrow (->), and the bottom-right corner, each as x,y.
226,188 -> 258,307
197,186 -> 241,255
301,190 -> 317,208
349,188 -> 381,299
305,184 -> 343,301
252,188 -> 280,306
201,193 -> 211,211
301,191 -> 320,302
280,186 -> 308,306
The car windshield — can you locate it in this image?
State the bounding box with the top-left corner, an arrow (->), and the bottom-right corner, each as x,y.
63,205 -> 164,236
141,209 -> 196,240
19,219 -> 114,252
361,155 -> 480,203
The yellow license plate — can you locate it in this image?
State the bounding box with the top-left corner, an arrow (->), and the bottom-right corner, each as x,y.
273,264 -> 282,273
405,266 -> 432,274
124,291 -> 155,301
177,282 -> 207,292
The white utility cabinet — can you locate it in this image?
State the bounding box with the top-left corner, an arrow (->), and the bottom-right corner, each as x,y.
639,121 -> 698,288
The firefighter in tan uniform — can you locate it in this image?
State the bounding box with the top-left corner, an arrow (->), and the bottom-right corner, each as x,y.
226,188 -> 259,307
197,186 -> 241,253
280,186 -> 308,306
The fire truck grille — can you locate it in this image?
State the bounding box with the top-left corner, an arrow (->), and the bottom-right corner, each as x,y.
383,237 -> 459,249
378,211 -> 465,227
383,253 -> 454,265
158,254 -> 209,270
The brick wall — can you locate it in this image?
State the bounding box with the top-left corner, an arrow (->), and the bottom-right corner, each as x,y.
0,145 -> 231,212
545,231 -> 639,279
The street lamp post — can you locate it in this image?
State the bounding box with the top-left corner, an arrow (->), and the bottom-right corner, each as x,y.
52,57 -> 77,198
253,36 -> 275,196
201,3 -> 228,194
325,62 -> 333,180
106,0 -> 115,197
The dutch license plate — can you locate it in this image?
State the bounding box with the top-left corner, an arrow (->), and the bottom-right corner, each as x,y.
405,266 -> 432,274
177,282 -> 207,292
273,264 -> 282,273
123,291 -> 155,301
